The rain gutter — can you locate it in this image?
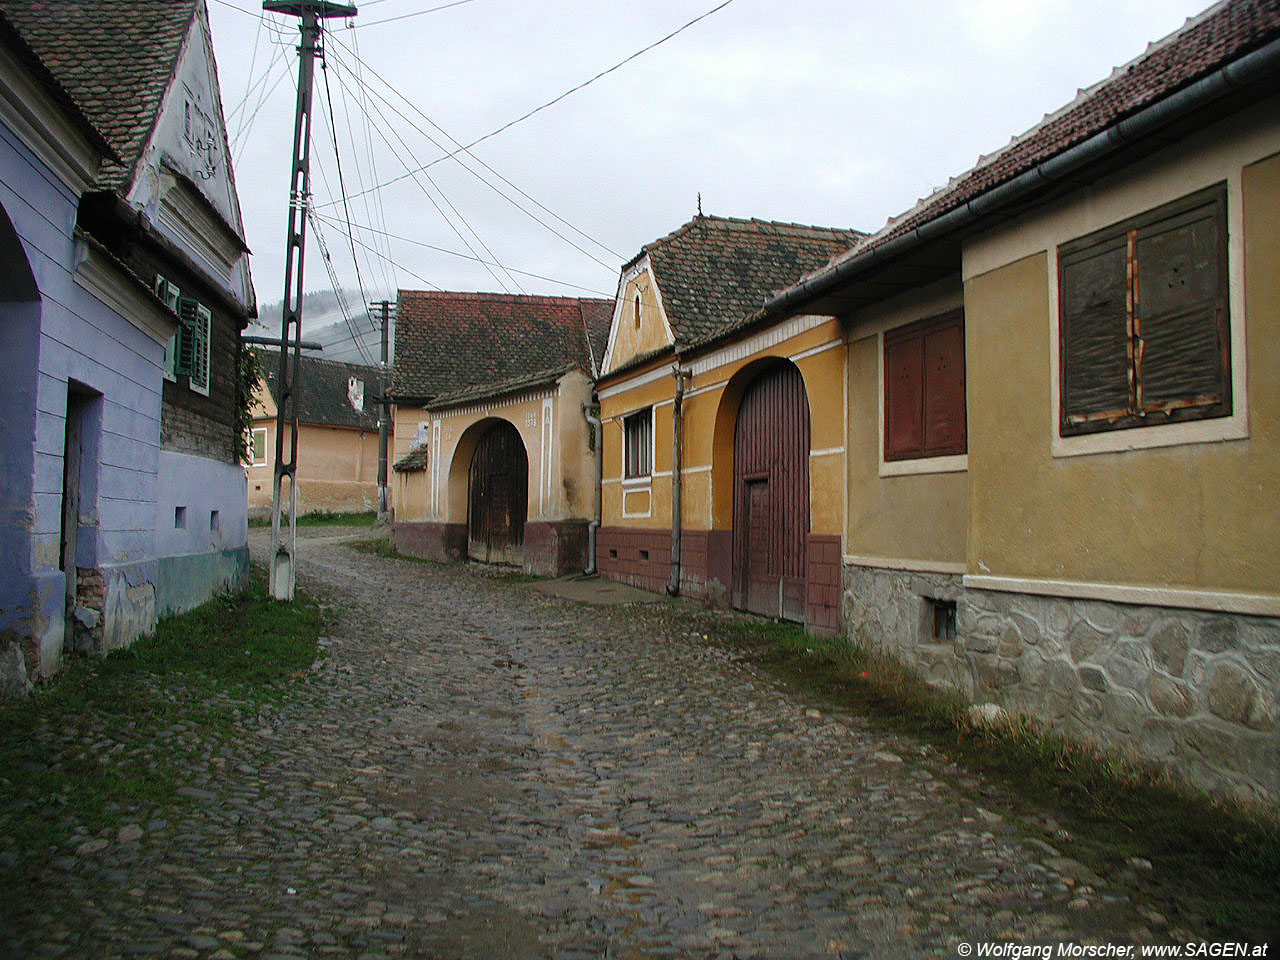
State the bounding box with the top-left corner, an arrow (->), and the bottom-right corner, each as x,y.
761,36 -> 1280,321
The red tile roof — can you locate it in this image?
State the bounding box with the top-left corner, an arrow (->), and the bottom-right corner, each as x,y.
0,0 -> 198,191
640,215 -> 864,346
814,0 -> 1280,282
392,291 -> 612,401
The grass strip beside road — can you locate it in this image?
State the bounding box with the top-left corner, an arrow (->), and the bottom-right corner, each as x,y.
0,573 -> 325,897
248,510 -> 376,528
714,619 -> 1280,940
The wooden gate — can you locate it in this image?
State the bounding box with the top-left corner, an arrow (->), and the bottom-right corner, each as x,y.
467,420 -> 528,565
732,363 -> 810,621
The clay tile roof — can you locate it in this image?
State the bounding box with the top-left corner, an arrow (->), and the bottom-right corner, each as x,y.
641,215 -> 864,346
258,350 -> 380,431
814,0 -> 1280,280
0,0 -> 197,192
393,446 -> 429,474
426,363 -> 577,411
391,291 -> 612,402
0,8 -> 117,160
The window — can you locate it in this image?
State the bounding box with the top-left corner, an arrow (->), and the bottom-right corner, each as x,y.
883,309 -> 966,461
929,598 -> 958,642
174,506 -> 186,529
1058,184 -> 1229,437
623,408 -> 652,478
177,297 -> 212,396
633,292 -> 642,329
154,275 -> 180,381
251,427 -> 268,467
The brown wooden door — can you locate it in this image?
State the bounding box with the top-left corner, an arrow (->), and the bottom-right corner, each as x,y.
467,421 -> 527,565
732,363 -> 810,621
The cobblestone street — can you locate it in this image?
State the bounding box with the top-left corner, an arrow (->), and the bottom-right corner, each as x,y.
6,530 -> 1187,959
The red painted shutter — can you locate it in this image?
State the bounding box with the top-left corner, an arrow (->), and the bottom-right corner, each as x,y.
884,334 -> 923,460
923,317 -> 966,456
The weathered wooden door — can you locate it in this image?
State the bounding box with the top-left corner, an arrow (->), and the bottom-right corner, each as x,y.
732,363 -> 810,621
467,421 -> 527,565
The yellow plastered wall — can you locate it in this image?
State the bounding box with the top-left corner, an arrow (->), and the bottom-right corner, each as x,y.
963,117 -> 1280,594
247,420 -> 379,513
843,279 -> 968,566
391,372 -> 596,527
598,316 -> 846,536
604,263 -> 674,374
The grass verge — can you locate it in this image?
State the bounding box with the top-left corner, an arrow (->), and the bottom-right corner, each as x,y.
715,618 -> 1280,938
248,509 -> 376,528
0,572 -> 325,896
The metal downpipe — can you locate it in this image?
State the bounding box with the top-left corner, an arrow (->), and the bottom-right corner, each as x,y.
583,400 -> 602,575
667,365 -> 686,597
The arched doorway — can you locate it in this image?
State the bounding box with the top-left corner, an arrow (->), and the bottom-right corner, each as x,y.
732,362 -> 810,621
467,420 -> 528,565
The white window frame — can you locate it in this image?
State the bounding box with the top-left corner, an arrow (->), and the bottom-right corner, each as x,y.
251,427 -> 268,467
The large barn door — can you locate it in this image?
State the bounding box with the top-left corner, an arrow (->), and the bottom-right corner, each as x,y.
732,363 -> 810,621
467,421 -> 527,565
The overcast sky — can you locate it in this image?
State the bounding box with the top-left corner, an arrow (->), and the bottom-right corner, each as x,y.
206,0 -> 1212,333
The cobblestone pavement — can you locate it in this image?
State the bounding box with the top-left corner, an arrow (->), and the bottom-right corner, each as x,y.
9,529 -> 1182,960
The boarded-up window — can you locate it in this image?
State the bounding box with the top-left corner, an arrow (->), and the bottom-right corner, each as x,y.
1058,184 -> 1230,436
884,309 -> 966,460
624,408 -> 652,478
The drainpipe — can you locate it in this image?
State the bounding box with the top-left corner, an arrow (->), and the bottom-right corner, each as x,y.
583,399 -> 602,575
667,363 -> 686,597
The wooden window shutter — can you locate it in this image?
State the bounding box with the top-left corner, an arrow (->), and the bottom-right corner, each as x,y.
176,297 -> 198,377
922,314 -> 966,456
1058,183 -> 1230,437
1059,239 -> 1130,433
884,332 -> 923,460
177,298 -> 211,394
1133,196 -> 1229,418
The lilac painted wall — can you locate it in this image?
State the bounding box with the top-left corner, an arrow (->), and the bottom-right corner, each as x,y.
0,120 -> 168,683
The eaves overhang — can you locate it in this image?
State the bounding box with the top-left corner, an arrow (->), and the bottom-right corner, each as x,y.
759,34 -> 1280,326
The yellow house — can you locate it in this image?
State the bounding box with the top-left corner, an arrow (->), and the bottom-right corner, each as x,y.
596,216 -> 863,632
755,0 -> 1280,800
248,351 -> 381,517
390,292 -> 611,576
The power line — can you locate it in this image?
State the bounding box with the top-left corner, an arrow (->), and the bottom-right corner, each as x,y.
319,41 -> 619,276
330,0 -> 739,203
324,61 -> 524,294
311,212 -> 614,296
322,33 -> 622,264
357,0 -> 478,29
319,56 -> 379,331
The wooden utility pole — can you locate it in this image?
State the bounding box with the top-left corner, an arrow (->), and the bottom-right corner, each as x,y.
370,298 -> 394,520
264,0 -> 357,601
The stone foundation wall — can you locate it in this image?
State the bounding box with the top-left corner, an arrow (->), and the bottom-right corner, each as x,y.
842,563 -> 1280,803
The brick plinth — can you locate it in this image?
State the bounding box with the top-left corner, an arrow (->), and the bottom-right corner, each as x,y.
393,521 -> 467,563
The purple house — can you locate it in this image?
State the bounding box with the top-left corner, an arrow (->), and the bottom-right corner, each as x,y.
0,1 -> 255,695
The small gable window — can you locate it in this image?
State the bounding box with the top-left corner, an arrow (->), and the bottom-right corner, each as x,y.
1058,183 -> 1230,437
633,292 -> 642,330
623,407 -> 652,478
884,309 -> 966,461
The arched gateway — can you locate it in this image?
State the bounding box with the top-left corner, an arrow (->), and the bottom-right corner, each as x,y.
732,362 -> 810,621
467,420 -> 528,565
